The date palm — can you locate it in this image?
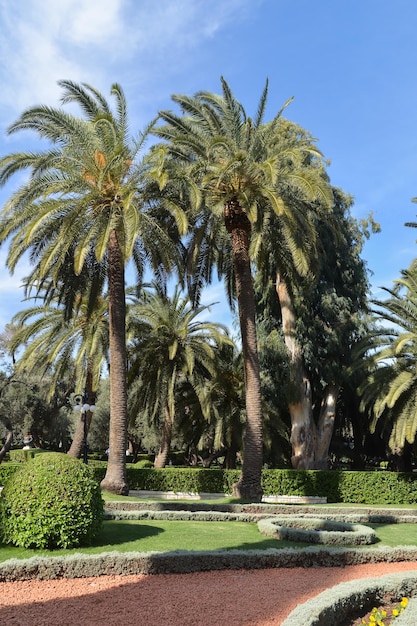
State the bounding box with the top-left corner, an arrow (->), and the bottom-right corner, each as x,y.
127,284 -> 232,467
151,78 -> 332,499
0,81 -> 185,494
9,285 -> 108,458
359,265 -> 417,453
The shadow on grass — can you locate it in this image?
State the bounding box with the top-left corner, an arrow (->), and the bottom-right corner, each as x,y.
91,520 -> 163,547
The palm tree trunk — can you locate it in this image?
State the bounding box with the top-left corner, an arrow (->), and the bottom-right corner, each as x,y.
226,199 -> 263,502
100,230 -> 129,495
67,367 -> 96,459
154,406 -> 173,468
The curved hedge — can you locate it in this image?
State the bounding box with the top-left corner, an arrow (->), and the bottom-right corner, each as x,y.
281,571 -> 417,626
257,516 -> 376,545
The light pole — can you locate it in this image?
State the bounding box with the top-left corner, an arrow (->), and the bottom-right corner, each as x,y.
73,393 -> 96,464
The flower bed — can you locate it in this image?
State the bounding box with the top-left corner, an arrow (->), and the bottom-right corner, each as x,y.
281,572 -> 417,626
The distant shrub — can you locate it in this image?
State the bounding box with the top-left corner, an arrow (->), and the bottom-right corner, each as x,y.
134,459 -> 154,469
9,448 -> 45,463
0,452 -> 104,549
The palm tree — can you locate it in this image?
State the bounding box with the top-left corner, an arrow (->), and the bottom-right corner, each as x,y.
127,284 -> 232,467
9,286 -> 108,458
359,265 -> 417,455
151,78 -> 332,499
0,81 -> 185,494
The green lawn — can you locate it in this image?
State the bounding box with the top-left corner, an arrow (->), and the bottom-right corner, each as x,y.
0,518 -> 416,564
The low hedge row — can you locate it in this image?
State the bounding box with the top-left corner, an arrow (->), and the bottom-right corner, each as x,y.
2,462 -> 417,504
2,545 -> 417,582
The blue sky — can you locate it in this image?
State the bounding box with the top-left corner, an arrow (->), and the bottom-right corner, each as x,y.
1,0 -> 417,332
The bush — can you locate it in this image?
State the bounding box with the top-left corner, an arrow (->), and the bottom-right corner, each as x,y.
0,452 -> 104,549
134,459 -> 154,469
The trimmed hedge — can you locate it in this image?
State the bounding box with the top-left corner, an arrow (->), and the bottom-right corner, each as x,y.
8,448 -> 45,463
0,452 -> 104,549
281,571 -> 417,626
2,463 -> 417,504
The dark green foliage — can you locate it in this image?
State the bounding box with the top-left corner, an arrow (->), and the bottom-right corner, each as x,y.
0,452 -> 104,549
3,461 -> 417,505
123,467 -> 241,494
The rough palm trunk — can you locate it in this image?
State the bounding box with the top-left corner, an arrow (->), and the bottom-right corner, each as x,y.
226,198 -> 263,502
67,367 -> 96,459
100,229 -> 129,495
154,405 -> 173,468
276,272 -> 337,470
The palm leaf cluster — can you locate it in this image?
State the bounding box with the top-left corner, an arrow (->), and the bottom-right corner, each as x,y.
127,284 -> 232,466
359,267 -> 417,450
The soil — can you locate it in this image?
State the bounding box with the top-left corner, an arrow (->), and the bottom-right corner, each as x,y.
1,561 -> 417,625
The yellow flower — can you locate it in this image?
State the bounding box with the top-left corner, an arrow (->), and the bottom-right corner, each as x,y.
392,608 -> 399,616
401,597 -> 409,608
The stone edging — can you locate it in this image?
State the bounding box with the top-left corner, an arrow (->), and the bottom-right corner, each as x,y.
281,571 -> 417,626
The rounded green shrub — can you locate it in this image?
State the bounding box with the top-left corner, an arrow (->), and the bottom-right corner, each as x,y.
0,452 -> 104,549
134,459 -> 154,469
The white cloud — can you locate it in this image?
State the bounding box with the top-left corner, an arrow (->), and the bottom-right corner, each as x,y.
0,0 -> 259,120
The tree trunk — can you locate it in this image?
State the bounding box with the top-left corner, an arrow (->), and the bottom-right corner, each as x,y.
225,198 -> 263,502
67,368 -> 96,459
100,230 -> 129,495
0,417 -> 13,463
154,406 -> 173,468
276,272 -> 336,470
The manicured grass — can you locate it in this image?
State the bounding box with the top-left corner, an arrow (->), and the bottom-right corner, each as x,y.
0,520 -> 288,562
373,522 -> 417,546
0,517 -> 417,564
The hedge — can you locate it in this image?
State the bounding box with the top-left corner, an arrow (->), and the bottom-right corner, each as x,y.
2,463 -> 417,504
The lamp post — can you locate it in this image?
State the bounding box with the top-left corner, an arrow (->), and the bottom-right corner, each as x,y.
73,393 -> 96,464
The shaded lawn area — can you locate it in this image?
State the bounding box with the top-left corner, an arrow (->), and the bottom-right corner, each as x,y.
0,519 -> 416,564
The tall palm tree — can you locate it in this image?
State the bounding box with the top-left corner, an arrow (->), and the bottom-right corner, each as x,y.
151,78 -> 332,499
359,265 -> 417,454
0,81 -> 185,494
127,284 -> 232,467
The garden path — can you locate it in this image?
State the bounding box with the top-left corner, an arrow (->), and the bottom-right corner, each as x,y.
1,560 -> 417,625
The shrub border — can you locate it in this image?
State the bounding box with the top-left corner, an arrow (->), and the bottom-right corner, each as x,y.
257,516 -> 376,545
2,545 -> 417,582
281,571 -> 417,626
2,506 -> 417,583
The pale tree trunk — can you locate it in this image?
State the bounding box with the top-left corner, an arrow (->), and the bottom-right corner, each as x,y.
67,367 -> 96,459
154,406 -> 173,468
225,198 -> 263,502
100,230 -> 129,495
276,272 -> 337,470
